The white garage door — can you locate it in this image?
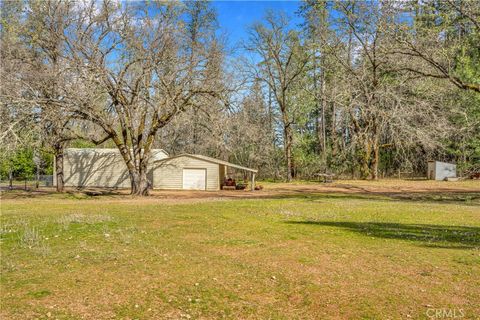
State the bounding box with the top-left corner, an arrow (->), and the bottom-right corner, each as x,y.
182,169 -> 206,190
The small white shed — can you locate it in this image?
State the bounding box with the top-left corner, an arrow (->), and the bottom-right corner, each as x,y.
427,161 -> 457,180
152,154 -> 257,191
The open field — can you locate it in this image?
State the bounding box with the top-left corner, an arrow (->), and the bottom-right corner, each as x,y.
1,180 -> 479,319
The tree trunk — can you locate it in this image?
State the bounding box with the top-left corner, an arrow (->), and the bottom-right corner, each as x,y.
129,169 -> 150,196
360,155 -> 370,179
268,87 -> 276,151
360,140 -> 371,180
9,169 -> 13,190
320,71 -> 327,164
315,113 -> 321,153
331,101 -> 337,158
317,0 -> 328,164
284,124 -> 295,182
192,108 -> 198,154
313,52 -> 322,156
54,146 -> 64,193
371,139 -> 379,180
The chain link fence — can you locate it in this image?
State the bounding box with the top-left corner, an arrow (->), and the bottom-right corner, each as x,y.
0,175 -> 53,190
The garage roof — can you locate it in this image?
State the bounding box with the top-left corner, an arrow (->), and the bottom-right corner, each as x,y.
155,154 -> 258,173
65,148 -> 169,160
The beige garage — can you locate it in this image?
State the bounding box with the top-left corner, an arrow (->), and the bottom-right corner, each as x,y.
182,168 -> 207,190
57,149 -> 257,191
152,154 -> 257,191
56,148 -> 169,188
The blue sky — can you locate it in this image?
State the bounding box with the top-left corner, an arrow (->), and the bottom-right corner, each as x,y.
211,1 -> 302,48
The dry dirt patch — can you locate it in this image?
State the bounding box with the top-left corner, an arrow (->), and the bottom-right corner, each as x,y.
1,179 -> 479,205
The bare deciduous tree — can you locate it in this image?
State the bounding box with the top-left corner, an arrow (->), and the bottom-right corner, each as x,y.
58,0 -> 224,195
245,11 -> 310,181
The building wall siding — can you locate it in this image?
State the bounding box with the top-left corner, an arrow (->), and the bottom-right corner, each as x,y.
427,161 -> 457,180
60,149 -> 168,188
435,161 -> 456,180
152,156 -> 220,190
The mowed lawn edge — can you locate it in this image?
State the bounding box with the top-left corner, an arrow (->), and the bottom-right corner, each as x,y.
1,184 -> 479,319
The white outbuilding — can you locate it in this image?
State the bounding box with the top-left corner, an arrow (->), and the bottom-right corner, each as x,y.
427,161 -> 457,181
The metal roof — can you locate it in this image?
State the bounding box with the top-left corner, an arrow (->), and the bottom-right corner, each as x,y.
65,148 -> 169,156
155,153 -> 258,173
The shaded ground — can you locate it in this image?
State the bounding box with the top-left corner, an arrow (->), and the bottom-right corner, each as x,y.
1,180 -> 479,319
286,221 -> 480,249
2,179 -> 479,204
1,180 -> 480,209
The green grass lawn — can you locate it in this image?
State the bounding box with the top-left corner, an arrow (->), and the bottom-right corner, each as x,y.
1,189 -> 479,319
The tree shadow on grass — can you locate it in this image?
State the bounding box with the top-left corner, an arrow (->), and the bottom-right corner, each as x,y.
0,188 -> 124,200
286,221 -> 480,249
262,191 -> 480,206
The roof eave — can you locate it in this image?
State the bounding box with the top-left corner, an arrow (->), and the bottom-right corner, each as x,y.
154,154 -> 258,173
